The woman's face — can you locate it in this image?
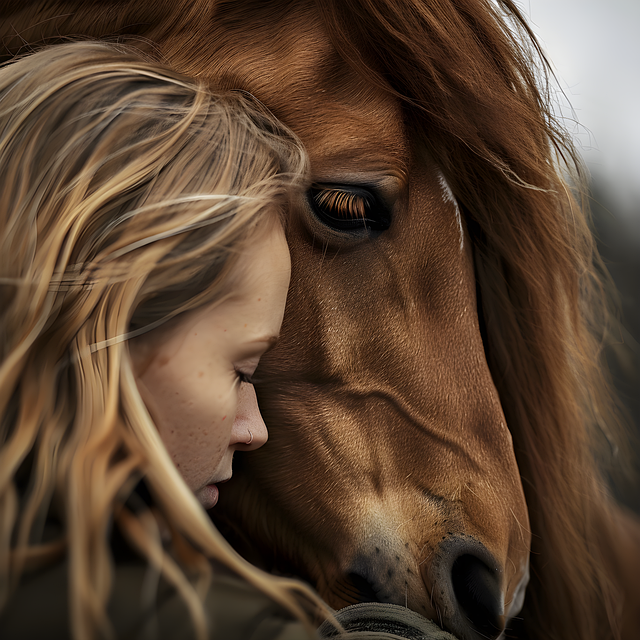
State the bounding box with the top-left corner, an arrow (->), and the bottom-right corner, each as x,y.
130,220 -> 291,509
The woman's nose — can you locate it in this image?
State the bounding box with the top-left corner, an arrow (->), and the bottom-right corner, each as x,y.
231,382 -> 268,450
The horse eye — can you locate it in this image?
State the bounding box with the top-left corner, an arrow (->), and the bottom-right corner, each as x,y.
308,185 -> 391,231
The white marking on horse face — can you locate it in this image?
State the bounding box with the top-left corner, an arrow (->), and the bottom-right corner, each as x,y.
437,171 -> 464,251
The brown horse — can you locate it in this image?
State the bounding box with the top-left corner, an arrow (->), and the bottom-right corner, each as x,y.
2,2 -> 639,639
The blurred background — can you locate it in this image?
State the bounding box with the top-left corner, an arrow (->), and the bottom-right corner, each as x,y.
523,0 -> 640,512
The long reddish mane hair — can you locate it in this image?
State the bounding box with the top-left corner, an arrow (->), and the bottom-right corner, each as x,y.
0,1 -> 634,639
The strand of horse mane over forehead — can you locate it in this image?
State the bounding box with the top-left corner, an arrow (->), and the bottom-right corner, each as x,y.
316,1 -> 630,638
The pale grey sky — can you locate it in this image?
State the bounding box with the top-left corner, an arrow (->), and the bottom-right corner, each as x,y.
523,0 -> 640,224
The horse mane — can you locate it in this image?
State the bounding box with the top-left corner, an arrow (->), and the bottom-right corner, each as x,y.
315,1 -> 628,638
0,1 -> 630,638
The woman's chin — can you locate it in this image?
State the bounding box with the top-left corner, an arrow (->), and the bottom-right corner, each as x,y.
196,484 -> 220,510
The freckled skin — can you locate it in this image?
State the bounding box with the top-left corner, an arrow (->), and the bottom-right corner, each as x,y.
129,221 -> 291,509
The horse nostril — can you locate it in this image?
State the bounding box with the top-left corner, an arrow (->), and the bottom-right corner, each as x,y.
451,554 -> 503,639
346,572 -> 380,603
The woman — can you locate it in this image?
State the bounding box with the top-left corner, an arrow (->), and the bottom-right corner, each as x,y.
0,40 -> 323,640
0,40 -> 457,640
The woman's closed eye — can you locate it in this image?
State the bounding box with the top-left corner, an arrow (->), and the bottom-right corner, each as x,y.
234,368 -> 256,385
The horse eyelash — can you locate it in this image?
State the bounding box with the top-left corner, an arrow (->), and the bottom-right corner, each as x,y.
313,189 -> 369,220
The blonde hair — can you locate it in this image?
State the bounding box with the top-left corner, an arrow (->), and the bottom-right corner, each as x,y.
0,41 -> 319,639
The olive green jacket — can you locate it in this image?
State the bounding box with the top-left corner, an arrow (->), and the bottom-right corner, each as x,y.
0,560 -> 314,640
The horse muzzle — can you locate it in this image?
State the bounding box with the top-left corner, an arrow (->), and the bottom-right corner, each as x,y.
329,533 -> 525,640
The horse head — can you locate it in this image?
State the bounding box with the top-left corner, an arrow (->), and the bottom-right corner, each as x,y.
183,5 -> 532,637
1,2 -> 636,639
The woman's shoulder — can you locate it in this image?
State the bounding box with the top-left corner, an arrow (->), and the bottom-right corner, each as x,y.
136,567 -> 313,640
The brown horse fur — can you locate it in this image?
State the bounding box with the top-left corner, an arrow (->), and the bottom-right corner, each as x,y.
1,2 -> 639,639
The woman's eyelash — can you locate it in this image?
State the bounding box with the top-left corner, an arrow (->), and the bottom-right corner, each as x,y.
235,369 -> 255,385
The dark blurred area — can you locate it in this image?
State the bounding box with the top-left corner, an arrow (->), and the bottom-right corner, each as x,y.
589,176 -> 640,514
